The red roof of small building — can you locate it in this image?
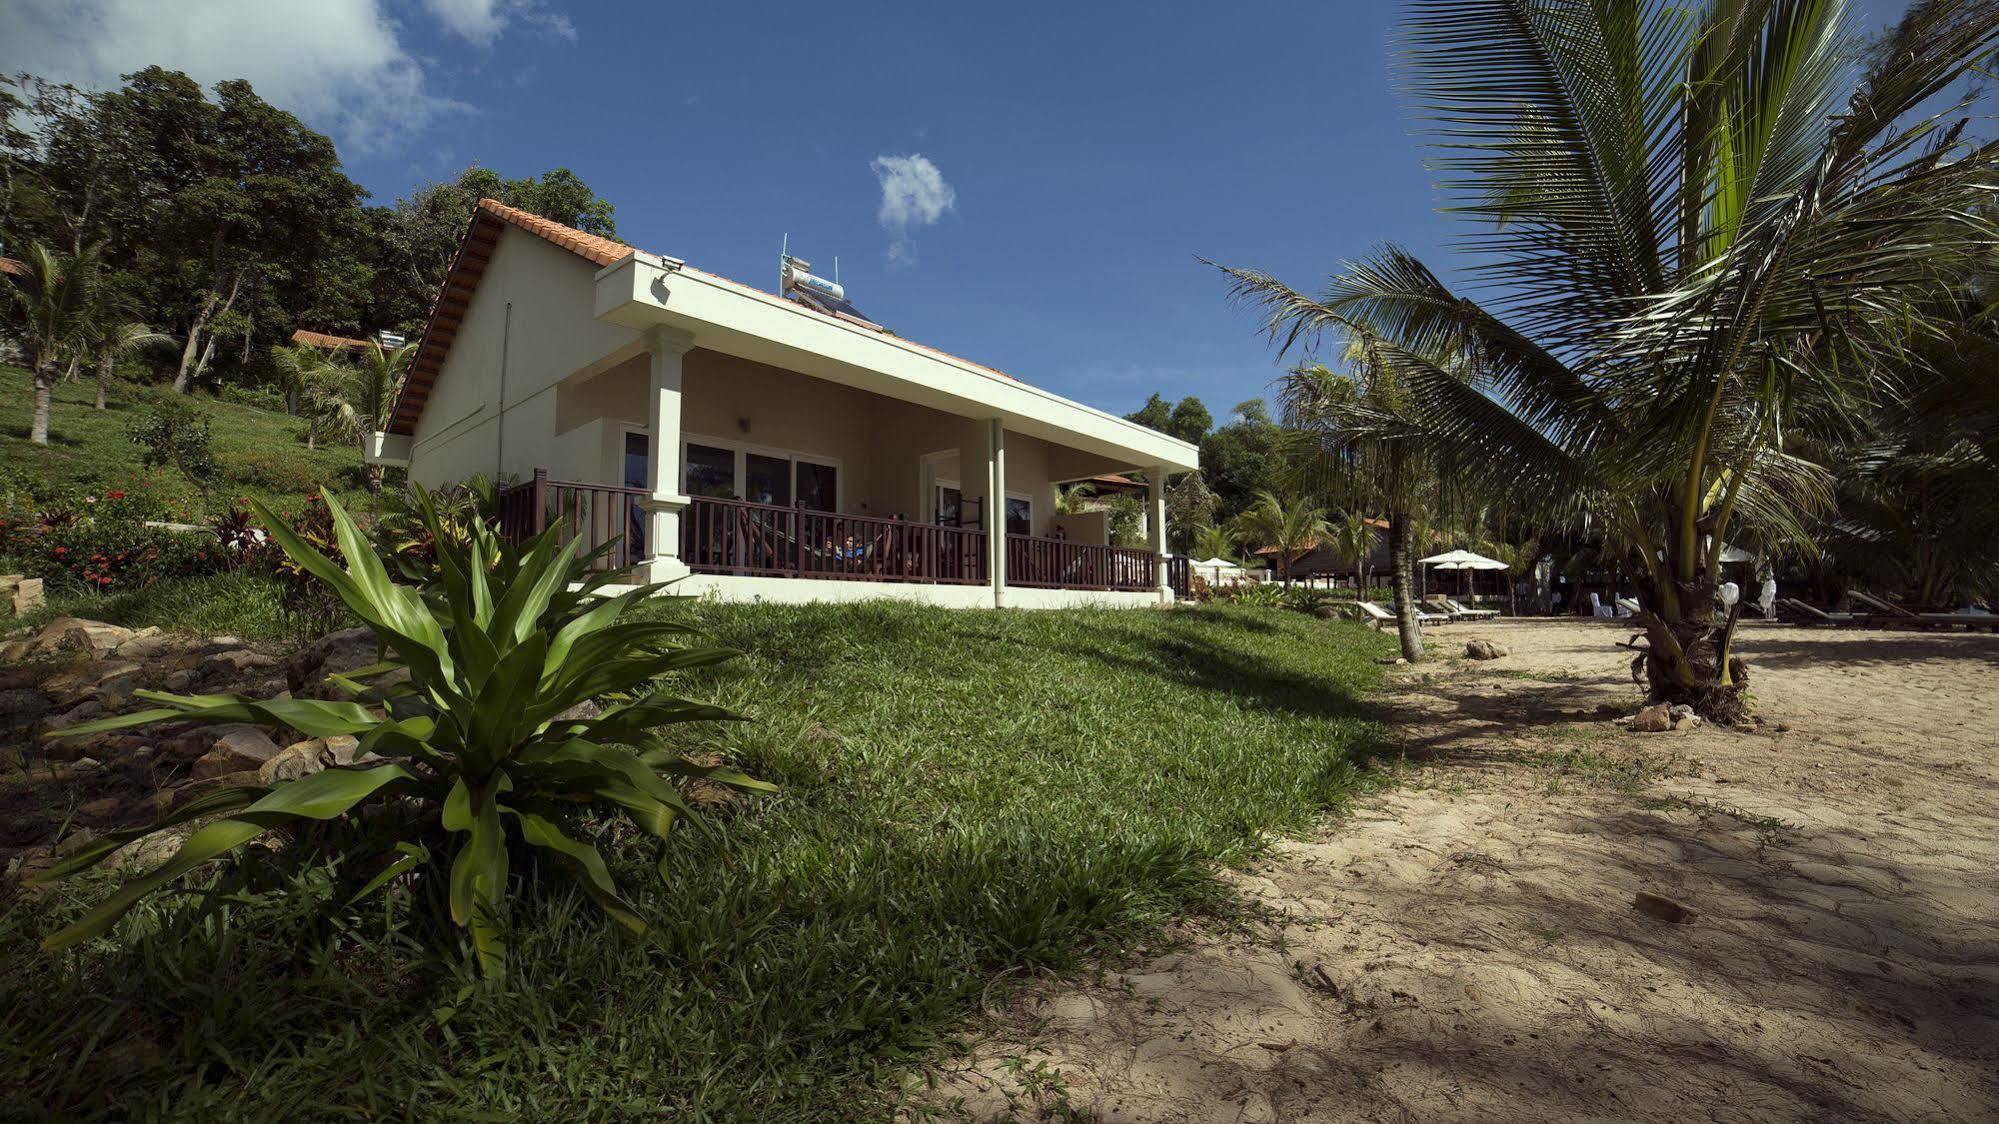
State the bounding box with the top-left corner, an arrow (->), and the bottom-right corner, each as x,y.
290,328 -> 372,351
387,198 -> 1018,435
0,257 -> 24,276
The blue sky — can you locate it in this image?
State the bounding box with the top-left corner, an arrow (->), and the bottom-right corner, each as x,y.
9,0 -> 1918,421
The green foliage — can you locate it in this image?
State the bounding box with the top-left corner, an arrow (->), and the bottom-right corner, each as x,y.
126,395 -> 220,506
1215,580 -> 1287,607
225,448 -> 322,495
0,364 -> 367,512
1229,491 -> 1329,582
38,488 -> 769,976
19,519 -> 225,593
3,600 -> 1385,1118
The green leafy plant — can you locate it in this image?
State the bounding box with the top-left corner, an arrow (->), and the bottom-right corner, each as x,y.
127,395 -> 221,509
40,487 -> 771,976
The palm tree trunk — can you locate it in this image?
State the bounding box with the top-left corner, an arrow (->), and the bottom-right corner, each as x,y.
1388,508 -> 1423,661
95,352 -> 113,410
306,418 -> 317,450
30,358 -> 53,446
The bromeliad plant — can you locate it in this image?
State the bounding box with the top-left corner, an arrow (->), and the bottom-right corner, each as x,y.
39,487 -> 771,975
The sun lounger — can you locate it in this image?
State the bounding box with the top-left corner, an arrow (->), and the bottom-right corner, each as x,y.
1354,600 -> 1447,629
1848,590 -> 1914,617
1615,596 -> 1642,617
1775,597 -> 1855,627
1432,597 -> 1499,620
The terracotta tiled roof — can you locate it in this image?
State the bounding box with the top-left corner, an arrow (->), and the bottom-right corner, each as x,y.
388,198 -> 1018,435
0,257 -> 24,276
290,328 -> 372,351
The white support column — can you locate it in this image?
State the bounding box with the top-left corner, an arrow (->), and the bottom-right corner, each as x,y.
986,418 -> 1007,608
640,326 -> 695,584
1148,464 -> 1171,603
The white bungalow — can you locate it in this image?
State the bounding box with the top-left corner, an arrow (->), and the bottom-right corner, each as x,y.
367,199 -> 1199,608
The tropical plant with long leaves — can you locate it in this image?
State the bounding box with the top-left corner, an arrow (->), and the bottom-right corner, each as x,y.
1327,510 -> 1380,597
1229,491 -> 1329,587
39,487 -> 770,976
1188,522 -> 1238,562
1215,0 -> 1999,717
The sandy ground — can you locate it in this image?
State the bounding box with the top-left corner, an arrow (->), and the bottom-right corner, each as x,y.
919,619 -> 1999,1122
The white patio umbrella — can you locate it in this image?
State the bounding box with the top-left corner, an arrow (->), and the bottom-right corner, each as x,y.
1191,556 -> 1249,585
1418,549 -> 1509,597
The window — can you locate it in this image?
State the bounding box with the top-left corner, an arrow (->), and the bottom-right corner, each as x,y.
1005,495 -> 1033,537
685,443 -> 734,498
682,436 -> 840,511
744,453 -> 792,506
796,460 -> 837,512
622,432 -> 650,490
936,484 -> 962,527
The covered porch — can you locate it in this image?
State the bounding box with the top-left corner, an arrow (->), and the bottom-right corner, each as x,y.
495,251 -> 1199,605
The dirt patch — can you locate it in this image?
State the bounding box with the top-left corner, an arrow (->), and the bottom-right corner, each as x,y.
919,620 -> 1999,1121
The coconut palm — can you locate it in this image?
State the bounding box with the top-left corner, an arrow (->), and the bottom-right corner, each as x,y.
1276,362 -> 1441,661
1216,0 -> 1999,718
1482,537 -> 1541,617
77,281 -> 174,411
1327,510 -> 1378,597
1229,491 -> 1329,587
1189,522 -> 1237,562
3,240 -> 99,445
271,343 -> 338,449
324,340 -> 412,490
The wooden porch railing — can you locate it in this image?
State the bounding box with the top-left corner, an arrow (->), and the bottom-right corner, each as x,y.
497,475 -> 1182,596
1005,534 -> 1160,592
681,495 -> 988,584
497,470 -> 649,573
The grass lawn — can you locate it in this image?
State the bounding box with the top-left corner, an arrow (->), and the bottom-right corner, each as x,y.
1,595 -> 1388,1119
0,364 -> 369,514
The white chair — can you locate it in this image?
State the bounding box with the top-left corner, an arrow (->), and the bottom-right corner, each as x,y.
1589,592 -> 1614,619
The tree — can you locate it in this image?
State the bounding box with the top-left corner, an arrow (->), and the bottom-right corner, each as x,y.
128,395 -> 220,507
1165,471 -> 1218,553
1199,400 -> 1284,522
78,269 -> 172,409
1328,510 -> 1378,595
1229,491 -> 1329,587
269,343 -> 336,447
1274,362 -> 1437,661
1125,392 -> 1173,433
1190,523 -> 1237,561
323,341 -> 412,491
1216,1 -> 1999,717
1482,537 -> 1540,618
3,241 -> 99,445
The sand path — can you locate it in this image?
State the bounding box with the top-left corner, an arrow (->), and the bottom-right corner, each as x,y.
921,619 -> 1999,1122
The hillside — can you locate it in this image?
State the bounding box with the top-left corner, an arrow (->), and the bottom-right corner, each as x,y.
0,365 -> 370,513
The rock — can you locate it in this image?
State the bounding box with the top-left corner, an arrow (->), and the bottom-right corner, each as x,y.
0,639 -> 32,662
319,734 -> 371,767
8,576 -> 44,616
192,727 -> 282,779
41,698 -> 103,734
0,687 -> 53,722
1629,703 -> 1674,732
554,699 -> 602,724
285,627 -> 379,693
201,649 -> 278,678
54,827 -> 99,857
1673,714 -> 1700,731
1632,890 -> 1697,924
163,669 -> 197,692
42,659 -> 142,705
1465,638 -> 1509,660
168,770 -> 264,807
113,629 -> 176,660
77,796 -> 125,820
70,756 -> 102,771
258,739 -> 327,784
35,617 -> 135,658
1773,721 -> 1792,733
48,732 -> 150,763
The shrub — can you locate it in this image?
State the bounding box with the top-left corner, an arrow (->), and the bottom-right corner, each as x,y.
128,396 -> 221,507
1216,581 -> 1286,608
210,383 -> 290,413
11,519 -> 224,594
224,449 -> 321,495
42,488 -> 770,978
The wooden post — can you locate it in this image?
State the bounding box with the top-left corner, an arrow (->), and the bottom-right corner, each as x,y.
530,468 -> 548,536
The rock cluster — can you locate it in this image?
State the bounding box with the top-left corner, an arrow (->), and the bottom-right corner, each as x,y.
1464,638 -> 1509,660
0,617 -> 384,876
1626,702 -> 1703,732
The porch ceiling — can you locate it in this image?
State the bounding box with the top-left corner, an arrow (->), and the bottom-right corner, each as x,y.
595,252 -> 1201,475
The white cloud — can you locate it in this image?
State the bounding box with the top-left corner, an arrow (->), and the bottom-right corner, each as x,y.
424,0 -> 577,46
870,153 -> 956,265
0,0 -> 473,156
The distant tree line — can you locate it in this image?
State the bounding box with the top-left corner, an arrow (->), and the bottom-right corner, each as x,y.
0,68 -> 616,396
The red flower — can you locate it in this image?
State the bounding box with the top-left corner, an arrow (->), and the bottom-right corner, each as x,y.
107,490 -> 127,500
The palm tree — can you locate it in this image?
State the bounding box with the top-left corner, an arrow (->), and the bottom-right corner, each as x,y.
270,343 -> 337,449
1189,522 -> 1237,561
3,241 -> 98,445
1482,537 -> 1541,618
1327,510 -> 1378,597
1216,1 -> 1999,719
1275,362 -> 1440,661
1229,491 -> 1329,587
77,284 -> 174,410
330,340 -> 413,490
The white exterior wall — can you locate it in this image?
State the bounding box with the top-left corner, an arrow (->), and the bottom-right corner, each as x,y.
407,229 -> 639,488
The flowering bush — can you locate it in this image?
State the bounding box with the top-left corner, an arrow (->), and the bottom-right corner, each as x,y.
32,520 -> 225,592
224,450 -> 324,496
